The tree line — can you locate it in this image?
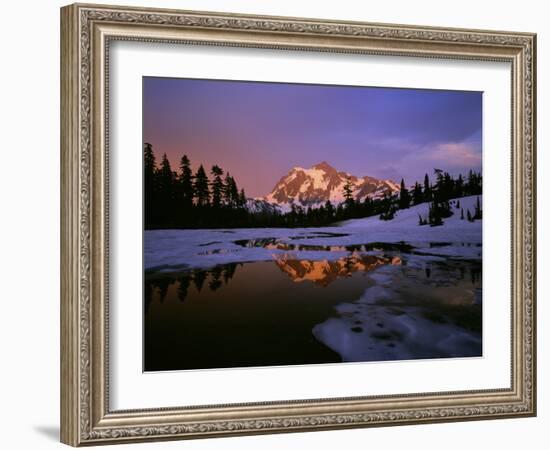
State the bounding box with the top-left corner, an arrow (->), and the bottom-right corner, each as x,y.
145,143 -> 248,228
144,143 -> 482,229
338,168 -> 482,226
413,169 -> 482,226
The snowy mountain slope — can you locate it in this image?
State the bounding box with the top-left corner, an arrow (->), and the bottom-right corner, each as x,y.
340,196 -> 478,227
262,161 -> 399,208
245,198 -> 282,214
339,195 -> 482,243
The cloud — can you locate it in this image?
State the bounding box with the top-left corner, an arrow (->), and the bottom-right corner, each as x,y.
426,142 -> 482,167
378,140 -> 482,184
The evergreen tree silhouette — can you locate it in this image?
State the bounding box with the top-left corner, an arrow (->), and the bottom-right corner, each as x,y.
210,165 -> 224,208
143,143 -> 157,228
238,189 -> 247,208
474,196 -> 482,220
230,177 -> 239,205
194,165 -> 210,207
179,154 -> 194,207
225,174 -> 239,206
342,176 -> 355,210
424,173 -> 432,201
324,200 -> 334,221
456,174 -> 464,197
412,182 -> 423,205
157,153 -> 175,225
399,178 -> 411,209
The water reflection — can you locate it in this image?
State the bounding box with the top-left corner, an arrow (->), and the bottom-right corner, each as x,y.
177,276 -> 190,302
313,260 -> 482,361
144,262 -> 240,312
273,253 -> 401,287
144,252 -> 482,371
233,237 -> 414,253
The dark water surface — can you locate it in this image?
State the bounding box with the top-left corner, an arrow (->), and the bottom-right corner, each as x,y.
144,251 -> 482,371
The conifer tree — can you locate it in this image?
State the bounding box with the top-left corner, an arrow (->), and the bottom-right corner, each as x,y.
324,200 -> 334,221
143,143 -> 157,227
226,175 -> 239,206
335,203 -> 344,221
157,153 -> 176,223
424,173 -> 432,202
238,189 -> 247,208
210,165 -> 224,208
223,172 -> 232,206
144,143 -> 156,181
158,153 -> 174,195
442,171 -> 453,201
222,173 -> 239,206
179,154 -> 194,207
467,170 -> 475,194
379,205 -> 395,221
362,197 -> 374,216
412,182 -> 423,205
474,196 -> 482,220
194,165 -> 210,207
456,174 -> 464,198
433,169 -> 444,201
342,176 -> 355,210
399,178 -> 411,209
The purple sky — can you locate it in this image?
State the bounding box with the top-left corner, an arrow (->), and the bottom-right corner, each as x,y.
143,77 -> 482,198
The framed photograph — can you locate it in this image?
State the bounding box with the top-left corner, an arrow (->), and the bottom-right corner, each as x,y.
60,3 -> 536,446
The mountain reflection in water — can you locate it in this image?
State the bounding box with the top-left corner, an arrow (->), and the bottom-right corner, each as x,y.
144,250 -> 482,371
273,253 -> 402,287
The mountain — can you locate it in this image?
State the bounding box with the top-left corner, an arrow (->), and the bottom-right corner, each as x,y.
262,161 -> 399,208
245,198 -> 282,215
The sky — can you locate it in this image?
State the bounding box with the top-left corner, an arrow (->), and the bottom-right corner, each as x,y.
143,77 -> 482,198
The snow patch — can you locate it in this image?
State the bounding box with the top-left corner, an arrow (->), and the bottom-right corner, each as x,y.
145,196 -> 482,272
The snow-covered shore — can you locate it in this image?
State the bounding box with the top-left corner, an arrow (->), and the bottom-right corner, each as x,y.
145,196 -> 482,272
313,262 -> 482,362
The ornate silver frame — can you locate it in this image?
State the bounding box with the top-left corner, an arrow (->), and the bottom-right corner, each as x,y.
60,3 -> 536,446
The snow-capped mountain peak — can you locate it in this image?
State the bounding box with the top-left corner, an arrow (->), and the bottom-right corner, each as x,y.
263,162 -> 399,208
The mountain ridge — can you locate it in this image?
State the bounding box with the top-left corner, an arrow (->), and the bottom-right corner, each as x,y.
261,161 -> 399,208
